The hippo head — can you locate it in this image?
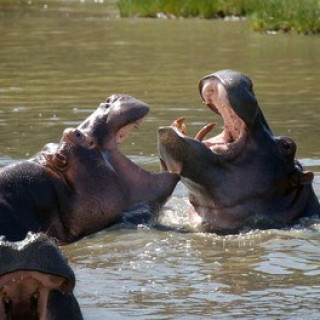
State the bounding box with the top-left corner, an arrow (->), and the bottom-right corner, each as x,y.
44,128 -> 111,196
44,128 -> 96,171
77,94 -> 149,150
45,128 -> 98,172
158,70 -> 319,233
0,233 -> 82,319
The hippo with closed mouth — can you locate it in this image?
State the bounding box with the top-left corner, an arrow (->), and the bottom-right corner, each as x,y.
0,95 -> 179,243
0,233 -> 82,319
158,70 -> 320,233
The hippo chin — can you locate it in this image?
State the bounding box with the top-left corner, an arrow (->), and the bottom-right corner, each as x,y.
158,70 -> 320,233
0,95 -> 179,243
0,233 -> 82,319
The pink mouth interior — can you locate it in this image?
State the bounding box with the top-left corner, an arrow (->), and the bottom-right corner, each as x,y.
0,270 -> 68,317
202,101 -> 247,156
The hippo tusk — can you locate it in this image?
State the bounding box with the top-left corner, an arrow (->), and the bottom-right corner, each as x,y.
171,117 -> 187,135
195,123 -> 216,141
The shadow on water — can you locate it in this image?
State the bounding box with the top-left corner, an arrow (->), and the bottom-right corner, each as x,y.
1,2 -> 320,319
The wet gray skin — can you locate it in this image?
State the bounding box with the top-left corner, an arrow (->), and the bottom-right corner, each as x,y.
0,233 -> 82,320
158,70 -> 320,233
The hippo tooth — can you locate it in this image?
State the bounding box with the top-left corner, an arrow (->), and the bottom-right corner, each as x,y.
195,123 -> 216,141
171,117 -> 187,134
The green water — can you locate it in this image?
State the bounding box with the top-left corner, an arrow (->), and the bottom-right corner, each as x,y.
0,2 -> 319,319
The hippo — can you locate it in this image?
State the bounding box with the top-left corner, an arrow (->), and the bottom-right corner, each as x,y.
0,95 -> 179,243
0,233 -> 82,319
158,70 -> 320,233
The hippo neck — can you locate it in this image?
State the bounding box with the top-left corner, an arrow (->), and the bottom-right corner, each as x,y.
107,149 -> 179,209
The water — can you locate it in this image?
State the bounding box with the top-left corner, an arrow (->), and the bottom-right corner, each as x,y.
0,2 -> 320,319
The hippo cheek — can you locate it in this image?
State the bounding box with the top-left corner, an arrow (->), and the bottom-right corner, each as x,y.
0,270 -> 68,318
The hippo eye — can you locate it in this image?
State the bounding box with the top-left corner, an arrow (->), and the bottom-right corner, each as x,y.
74,130 -> 82,138
282,141 -> 290,150
278,137 -> 296,156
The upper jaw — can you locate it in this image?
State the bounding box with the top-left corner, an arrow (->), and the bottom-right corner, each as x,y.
78,94 -> 149,151
115,116 -> 146,145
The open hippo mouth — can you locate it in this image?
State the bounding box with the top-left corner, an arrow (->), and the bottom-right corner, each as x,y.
159,75 -> 251,174
0,270 -> 69,318
0,233 -> 77,319
197,76 -> 248,156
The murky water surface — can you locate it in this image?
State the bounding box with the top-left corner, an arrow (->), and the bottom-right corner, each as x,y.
0,2 -> 319,319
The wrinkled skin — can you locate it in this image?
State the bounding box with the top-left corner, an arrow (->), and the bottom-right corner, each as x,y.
0,95 -> 179,243
0,128 -> 112,243
158,70 -> 320,233
0,233 -> 82,320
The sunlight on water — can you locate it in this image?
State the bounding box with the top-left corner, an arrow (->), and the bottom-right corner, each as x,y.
1,3 -> 320,319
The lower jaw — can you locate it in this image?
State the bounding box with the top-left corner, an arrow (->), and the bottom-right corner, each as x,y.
206,132 -> 247,159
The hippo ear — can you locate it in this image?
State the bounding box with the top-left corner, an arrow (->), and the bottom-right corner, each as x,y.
44,152 -> 69,171
52,153 -> 69,171
299,171 -> 314,185
44,154 -> 53,162
290,170 -> 314,186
